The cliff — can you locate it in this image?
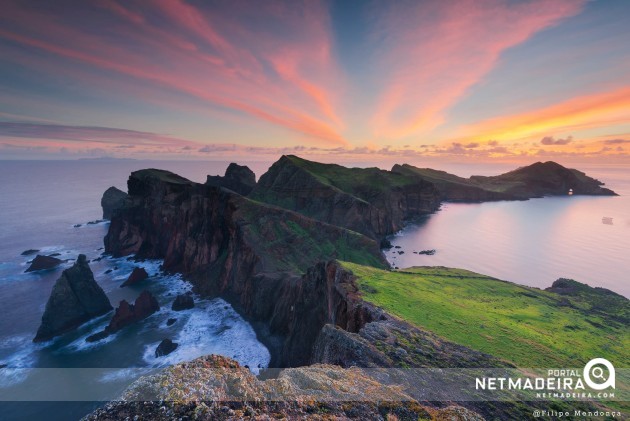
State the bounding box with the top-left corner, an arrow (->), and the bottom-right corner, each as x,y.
101,186 -> 128,219
34,255 -> 112,342
393,161 -> 617,201
250,155 -> 441,239
205,162 -> 256,196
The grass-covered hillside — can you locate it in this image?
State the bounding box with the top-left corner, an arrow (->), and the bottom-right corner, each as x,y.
341,262 -> 630,368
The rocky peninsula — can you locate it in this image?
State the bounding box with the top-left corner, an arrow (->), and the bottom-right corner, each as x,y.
87,156 -> 624,419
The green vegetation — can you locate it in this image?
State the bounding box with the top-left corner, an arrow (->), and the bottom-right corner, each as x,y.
238,198 -> 387,274
341,262 -> 630,368
282,155 -> 421,195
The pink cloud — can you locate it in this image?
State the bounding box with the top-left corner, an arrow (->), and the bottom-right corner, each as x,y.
0,1 -> 346,146
369,0 -> 587,140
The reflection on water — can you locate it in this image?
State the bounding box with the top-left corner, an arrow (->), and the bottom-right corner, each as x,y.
387,167 -> 630,298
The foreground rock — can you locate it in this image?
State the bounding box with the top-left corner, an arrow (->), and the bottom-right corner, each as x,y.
25,255 -> 63,272
171,294 -> 193,311
120,267 -> 148,287
34,255 -> 112,342
101,186 -> 128,219
84,355 -> 482,421
86,291 -> 159,342
205,162 -> 256,196
155,339 -> 178,357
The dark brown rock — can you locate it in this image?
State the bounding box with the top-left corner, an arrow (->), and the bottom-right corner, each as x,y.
205,162 -> 256,196
155,339 -> 178,357
107,290 -> 159,333
250,155 -> 441,240
171,294 -> 194,311
101,186 -> 128,219
120,267 -> 149,287
25,255 -> 63,272
34,255 -> 112,342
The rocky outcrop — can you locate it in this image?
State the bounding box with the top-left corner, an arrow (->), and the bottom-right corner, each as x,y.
250,155 -> 441,239
86,290 -> 159,342
205,163 -> 256,196
107,290 -> 159,333
25,255 -> 63,272
21,249 -> 39,256
120,267 -> 148,287
101,186 -> 128,219
394,161 -> 617,201
155,338 -> 178,357
34,255 -> 112,342
85,355 -> 483,421
171,294 -> 194,311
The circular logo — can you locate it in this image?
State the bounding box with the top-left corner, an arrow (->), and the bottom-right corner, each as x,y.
583,358 -> 615,390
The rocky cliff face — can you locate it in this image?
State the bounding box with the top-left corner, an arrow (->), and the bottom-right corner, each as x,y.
34,255 -> 112,342
205,162 -> 256,196
250,155 -> 441,239
101,186 -> 128,219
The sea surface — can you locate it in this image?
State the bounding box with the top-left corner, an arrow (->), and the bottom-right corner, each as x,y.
385,164 -> 630,298
0,159 -> 628,420
0,160 -> 273,421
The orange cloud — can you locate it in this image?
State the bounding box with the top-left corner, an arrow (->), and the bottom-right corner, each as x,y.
369,0 -> 586,141
457,86 -> 630,143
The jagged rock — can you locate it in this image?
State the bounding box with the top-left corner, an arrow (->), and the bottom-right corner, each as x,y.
107,290 -> 159,333
120,267 -> 148,287
21,249 -> 39,256
166,318 -> 177,326
205,163 -> 256,196
101,186 -> 128,219
25,255 -> 63,272
33,255 -> 112,342
380,239 -> 393,249
171,294 -> 194,311
155,339 -> 178,357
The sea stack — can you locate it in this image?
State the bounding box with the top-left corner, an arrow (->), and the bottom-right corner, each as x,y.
101,186 -> 128,219
34,255 -> 113,342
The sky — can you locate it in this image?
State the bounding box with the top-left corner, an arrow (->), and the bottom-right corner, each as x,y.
1,0 -> 629,164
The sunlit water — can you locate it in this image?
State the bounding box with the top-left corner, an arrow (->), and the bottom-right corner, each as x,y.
386,165 -> 630,298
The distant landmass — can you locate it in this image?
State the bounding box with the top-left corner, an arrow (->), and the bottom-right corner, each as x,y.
74,156 -> 625,419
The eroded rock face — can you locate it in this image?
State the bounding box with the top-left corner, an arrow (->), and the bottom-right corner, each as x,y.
205,163 -> 256,196
250,155 -> 441,239
34,255 -> 112,342
120,267 -> 148,287
155,339 -> 178,357
101,186 -> 128,219
25,255 -> 63,272
85,355 -> 483,421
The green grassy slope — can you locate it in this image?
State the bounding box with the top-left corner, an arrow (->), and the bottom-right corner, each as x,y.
341,262 -> 630,368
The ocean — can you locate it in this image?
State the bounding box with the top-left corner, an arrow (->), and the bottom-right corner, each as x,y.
0,159 -> 628,420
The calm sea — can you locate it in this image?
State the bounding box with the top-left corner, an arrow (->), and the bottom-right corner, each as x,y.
0,159 -> 627,420
386,163 -> 630,298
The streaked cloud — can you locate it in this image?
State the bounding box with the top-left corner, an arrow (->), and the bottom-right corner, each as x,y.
369,0 -> 586,141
